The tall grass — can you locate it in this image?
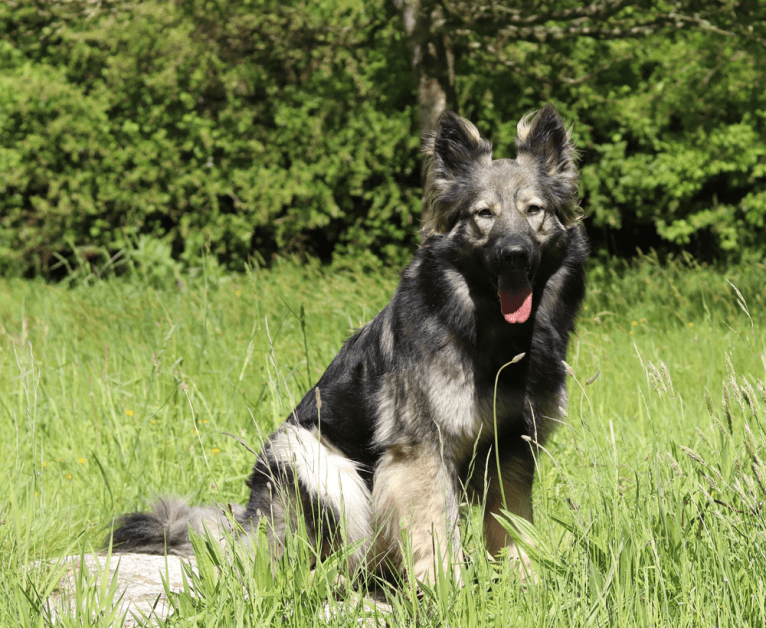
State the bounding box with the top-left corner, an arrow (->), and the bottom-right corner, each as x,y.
1,254 -> 764,626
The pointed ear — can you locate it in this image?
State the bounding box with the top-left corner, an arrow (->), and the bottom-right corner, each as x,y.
422,111 -> 493,236
424,111 -> 493,177
515,104 -> 580,226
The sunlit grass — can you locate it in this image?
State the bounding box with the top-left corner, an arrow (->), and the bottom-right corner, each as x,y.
1,253 -> 765,626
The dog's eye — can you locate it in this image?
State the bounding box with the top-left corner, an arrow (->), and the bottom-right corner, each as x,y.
527,204 -> 543,215
476,207 -> 493,218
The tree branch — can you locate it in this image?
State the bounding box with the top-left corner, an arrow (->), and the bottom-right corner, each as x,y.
447,0 -> 743,45
446,0 -> 636,28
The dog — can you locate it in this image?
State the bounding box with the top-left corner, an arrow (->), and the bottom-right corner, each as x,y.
107,104 -> 588,585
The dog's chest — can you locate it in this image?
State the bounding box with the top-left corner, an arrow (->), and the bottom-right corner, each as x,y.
371,343 -> 528,458
426,359 -> 527,460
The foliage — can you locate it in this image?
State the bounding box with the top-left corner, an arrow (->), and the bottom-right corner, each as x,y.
0,0 -> 419,277
1,0 -> 765,276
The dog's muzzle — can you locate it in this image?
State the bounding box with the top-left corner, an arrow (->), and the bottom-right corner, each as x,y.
493,242 -> 535,324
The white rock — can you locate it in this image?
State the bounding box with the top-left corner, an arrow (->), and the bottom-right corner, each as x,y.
45,553 -> 196,626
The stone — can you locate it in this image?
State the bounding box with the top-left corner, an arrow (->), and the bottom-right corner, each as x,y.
45,553 -> 195,626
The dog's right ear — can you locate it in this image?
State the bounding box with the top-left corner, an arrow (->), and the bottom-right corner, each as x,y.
422,111 -> 493,237
425,111 -> 493,178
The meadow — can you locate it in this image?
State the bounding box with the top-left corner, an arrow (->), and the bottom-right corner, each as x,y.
1,254 -> 765,626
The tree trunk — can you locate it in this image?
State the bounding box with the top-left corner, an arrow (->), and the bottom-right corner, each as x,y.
395,0 -> 456,144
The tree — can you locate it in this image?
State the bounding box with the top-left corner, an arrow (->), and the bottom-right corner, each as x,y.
395,0 -> 765,140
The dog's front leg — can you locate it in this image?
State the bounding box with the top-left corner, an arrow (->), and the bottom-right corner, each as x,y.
372,445 -> 461,584
483,448 -> 535,574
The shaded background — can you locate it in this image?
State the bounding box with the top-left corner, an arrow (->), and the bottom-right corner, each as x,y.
1,0 -> 765,278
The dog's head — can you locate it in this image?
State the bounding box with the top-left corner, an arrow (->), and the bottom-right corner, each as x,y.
421,104 -> 580,323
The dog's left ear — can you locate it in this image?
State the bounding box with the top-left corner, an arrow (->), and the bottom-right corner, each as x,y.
422,111 -> 493,236
515,104 -> 580,226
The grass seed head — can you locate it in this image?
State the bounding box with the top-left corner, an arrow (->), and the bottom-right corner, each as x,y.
753,462 -> 766,496
741,380 -> 760,420
743,423 -> 759,464
704,387 -> 714,418
712,415 -> 731,438
722,381 -> 733,433
679,444 -> 706,467
659,360 -> 675,399
665,452 -> 683,477
695,426 -> 714,453
647,362 -> 664,398
725,354 -> 745,412
741,473 -> 758,500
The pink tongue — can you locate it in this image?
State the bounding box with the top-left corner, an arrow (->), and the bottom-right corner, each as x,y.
498,272 -> 533,323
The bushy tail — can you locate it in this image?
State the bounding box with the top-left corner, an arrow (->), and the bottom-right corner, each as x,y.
104,498 -> 246,556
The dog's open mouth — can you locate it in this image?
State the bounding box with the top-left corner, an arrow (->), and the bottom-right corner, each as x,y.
497,271 -> 533,323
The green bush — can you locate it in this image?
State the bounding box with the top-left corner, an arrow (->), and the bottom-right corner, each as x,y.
0,0 -> 420,276
1,0 -> 765,277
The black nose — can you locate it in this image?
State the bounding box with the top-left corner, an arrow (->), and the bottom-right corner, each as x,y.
500,243 -> 530,269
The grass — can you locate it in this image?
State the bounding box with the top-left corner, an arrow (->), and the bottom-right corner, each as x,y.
1,253 -> 765,626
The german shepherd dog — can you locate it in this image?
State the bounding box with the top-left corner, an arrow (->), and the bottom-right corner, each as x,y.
108,104 -> 588,584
